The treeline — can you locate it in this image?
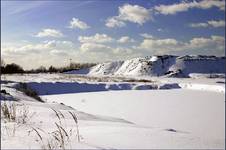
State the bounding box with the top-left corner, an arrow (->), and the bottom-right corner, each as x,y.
1,61 -> 96,74
1,63 -> 24,74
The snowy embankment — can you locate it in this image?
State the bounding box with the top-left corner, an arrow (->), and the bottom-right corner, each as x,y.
1,74 -> 225,149
2,73 -> 225,94
65,55 -> 225,78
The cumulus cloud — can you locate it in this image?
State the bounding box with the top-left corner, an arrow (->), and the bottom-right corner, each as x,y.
140,33 -> 154,39
117,36 -> 135,43
118,4 -> 151,24
44,40 -> 57,48
69,18 -> 90,30
2,40 -> 74,57
35,28 -> 63,38
155,0 -> 225,15
78,33 -> 113,43
78,33 -> 115,53
80,42 -> 112,52
105,16 -> 126,28
189,22 -> 209,28
190,20 -> 225,28
138,35 -> 225,54
5,43 -> 51,54
140,38 -> 179,51
2,40 -> 76,69
43,40 -> 74,49
188,35 -> 225,50
197,0 -> 225,10
106,4 -> 151,28
207,20 -> 225,27
50,50 -> 68,56
112,47 -> 133,54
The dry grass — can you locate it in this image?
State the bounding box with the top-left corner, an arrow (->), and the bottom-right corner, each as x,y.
29,108 -> 81,149
2,102 -> 81,149
17,104 -> 35,124
1,101 -> 35,141
68,111 -> 80,142
1,102 -> 16,122
1,101 -> 34,124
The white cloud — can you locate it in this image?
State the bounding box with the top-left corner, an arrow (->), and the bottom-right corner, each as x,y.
2,40 -> 74,56
155,0 -> 225,15
50,50 -> 68,56
207,20 -> 225,27
189,22 -> 209,28
43,40 -> 74,49
140,33 -> 154,39
78,33 -> 113,43
117,36 -> 135,43
15,43 -> 51,52
157,28 -> 164,32
140,38 -> 179,51
198,0 -> 225,11
80,42 -> 112,52
69,18 -> 90,30
118,4 -> 151,25
35,28 -> 63,38
105,16 -> 126,28
113,47 -> 133,54
44,40 -> 57,48
139,35 -> 225,53
1,40 -> 76,69
155,2 -> 194,15
105,4 -> 151,28
190,20 -> 225,28
188,35 -> 225,50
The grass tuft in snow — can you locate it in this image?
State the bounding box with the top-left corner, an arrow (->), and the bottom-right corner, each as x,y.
68,111 -> 80,142
1,102 -> 16,122
31,108 -> 81,149
1,101 -> 34,124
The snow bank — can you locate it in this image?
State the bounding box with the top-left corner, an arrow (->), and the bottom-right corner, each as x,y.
27,82 -> 182,95
179,83 -> 225,93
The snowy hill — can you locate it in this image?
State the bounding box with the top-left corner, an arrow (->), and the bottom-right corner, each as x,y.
67,55 -> 225,77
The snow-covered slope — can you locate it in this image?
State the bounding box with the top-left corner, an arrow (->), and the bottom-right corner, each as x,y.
168,55 -> 226,77
68,55 -> 225,77
88,61 -> 123,75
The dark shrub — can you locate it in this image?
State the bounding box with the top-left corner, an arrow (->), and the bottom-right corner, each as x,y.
2,63 -> 24,74
48,66 -> 58,73
1,90 -> 9,95
17,83 -> 44,102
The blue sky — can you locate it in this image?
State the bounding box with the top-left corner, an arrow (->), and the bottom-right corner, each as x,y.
1,0 -> 225,69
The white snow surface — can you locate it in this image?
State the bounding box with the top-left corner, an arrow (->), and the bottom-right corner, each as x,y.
1,73 -> 225,149
42,90 -> 225,149
67,55 -> 225,77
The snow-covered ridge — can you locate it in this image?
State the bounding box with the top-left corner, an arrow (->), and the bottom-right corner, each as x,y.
67,55 -> 225,77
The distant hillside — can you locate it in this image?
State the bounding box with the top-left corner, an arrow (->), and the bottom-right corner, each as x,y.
65,55 -> 226,77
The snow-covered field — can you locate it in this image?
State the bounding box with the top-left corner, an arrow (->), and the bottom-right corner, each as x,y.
1,73 -> 225,149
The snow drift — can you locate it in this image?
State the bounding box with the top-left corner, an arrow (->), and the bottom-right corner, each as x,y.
67,55 -> 225,77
